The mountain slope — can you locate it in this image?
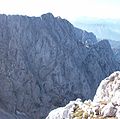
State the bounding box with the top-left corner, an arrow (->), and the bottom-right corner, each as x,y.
0,13 -> 119,119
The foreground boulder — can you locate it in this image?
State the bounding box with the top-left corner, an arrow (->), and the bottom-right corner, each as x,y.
46,71 -> 120,119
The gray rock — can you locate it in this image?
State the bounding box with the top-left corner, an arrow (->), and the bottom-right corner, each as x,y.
0,107 -> 29,119
103,39 -> 120,63
0,13 -> 119,119
74,28 -> 97,46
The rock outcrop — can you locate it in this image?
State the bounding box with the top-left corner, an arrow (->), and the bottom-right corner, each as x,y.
114,48 -> 120,63
0,13 -> 119,119
46,71 -> 120,119
103,40 -> 120,63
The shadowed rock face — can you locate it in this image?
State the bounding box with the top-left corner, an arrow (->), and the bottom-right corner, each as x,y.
0,13 -> 119,119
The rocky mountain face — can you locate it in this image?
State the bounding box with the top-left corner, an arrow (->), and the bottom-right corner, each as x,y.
74,28 -> 97,46
46,71 -> 120,119
114,49 -> 120,63
0,13 -> 119,119
108,40 -> 120,63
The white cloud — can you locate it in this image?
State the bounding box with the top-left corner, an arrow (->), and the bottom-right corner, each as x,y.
0,0 -> 119,21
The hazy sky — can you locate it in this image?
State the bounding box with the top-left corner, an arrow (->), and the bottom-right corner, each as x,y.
0,0 -> 120,22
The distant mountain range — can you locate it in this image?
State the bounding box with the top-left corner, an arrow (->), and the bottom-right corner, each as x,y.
73,17 -> 120,41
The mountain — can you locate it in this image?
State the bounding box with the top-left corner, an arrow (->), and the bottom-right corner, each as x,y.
0,13 -> 119,119
46,71 -> 120,119
73,17 -> 120,41
108,40 -> 120,63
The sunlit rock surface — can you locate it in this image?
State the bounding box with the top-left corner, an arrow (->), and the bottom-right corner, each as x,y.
46,71 -> 120,119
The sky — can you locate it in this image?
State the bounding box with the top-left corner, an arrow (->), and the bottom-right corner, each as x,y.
0,0 -> 120,22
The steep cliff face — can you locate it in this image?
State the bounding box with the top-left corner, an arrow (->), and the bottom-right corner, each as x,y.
74,28 -> 97,46
109,40 -> 120,63
0,13 -> 119,119
115,49 -> 120,63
